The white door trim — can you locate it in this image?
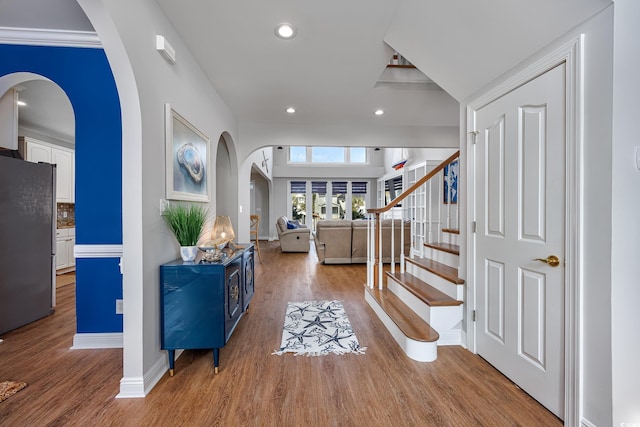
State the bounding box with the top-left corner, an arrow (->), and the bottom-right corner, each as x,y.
465,35 -> 584,426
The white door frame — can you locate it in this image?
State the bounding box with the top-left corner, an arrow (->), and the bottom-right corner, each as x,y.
465,36 -> 584,426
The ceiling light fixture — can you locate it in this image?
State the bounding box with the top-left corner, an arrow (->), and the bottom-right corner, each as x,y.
275,23 -> 297,40
17,100 -> 26,107
374,109 -> 384,116
286,107 -> 296,114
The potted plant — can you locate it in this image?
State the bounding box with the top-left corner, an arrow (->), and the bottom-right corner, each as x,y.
162,203 -> 208,261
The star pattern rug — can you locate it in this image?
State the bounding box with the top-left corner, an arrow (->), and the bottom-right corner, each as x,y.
273,300 -> 366,356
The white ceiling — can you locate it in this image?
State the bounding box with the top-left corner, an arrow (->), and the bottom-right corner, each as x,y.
154,0 -> 460,129
17,80 -> 75,143
0,0 -> 612,147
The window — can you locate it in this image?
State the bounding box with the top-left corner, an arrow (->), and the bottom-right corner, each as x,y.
312,147 -> 344,163
331,181 -> 347,219
350,147 -> 366,163
311,181 -> 327,231
288,180 -> 368,224
290,181 -> 306,223
289,146 -> 367,164
290,146 -> 306,163
352,181 -> 367,219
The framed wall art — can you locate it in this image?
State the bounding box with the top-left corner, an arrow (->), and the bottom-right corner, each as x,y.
165,104 -> 210,202
443,159 -> 458,204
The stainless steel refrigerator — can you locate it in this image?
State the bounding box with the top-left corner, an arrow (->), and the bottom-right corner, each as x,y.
0,154 -> 56,335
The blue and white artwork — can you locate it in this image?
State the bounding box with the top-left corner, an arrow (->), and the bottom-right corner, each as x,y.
444,159 -> 459,204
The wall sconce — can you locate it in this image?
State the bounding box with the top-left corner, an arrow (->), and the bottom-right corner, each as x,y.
156,35 -> 176,64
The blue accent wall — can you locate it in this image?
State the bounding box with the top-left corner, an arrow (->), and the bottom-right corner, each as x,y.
0,44 -> 123,333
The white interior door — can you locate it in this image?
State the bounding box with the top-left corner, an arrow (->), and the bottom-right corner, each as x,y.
475,64 -> 566,418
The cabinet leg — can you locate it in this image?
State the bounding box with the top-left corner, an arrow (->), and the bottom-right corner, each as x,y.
213,348 -> 220,374
168,350 -> 175,376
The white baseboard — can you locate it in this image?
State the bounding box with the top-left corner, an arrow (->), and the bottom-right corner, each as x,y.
580,418 -> 598,427
116,349 -> 184,399
437,330 -> 462,346
116,376 -> 145,399
71,333 -> 123,349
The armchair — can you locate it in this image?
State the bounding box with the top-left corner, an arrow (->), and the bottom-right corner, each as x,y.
276,216 -> 311,252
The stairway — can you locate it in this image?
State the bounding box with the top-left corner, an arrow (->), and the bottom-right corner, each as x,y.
364,151 -> 463,362
364,229 -> 464,361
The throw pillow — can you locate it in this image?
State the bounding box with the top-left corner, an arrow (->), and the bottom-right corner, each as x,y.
287,221 -> 298,229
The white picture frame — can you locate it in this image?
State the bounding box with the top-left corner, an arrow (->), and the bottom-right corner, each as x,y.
165,104 -> 210,202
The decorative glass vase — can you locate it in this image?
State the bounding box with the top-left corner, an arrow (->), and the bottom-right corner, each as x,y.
180,246 -> 198,262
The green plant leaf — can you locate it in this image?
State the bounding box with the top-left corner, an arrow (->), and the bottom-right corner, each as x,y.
162,203 -> 209,246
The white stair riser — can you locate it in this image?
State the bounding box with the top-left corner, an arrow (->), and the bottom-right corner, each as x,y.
387,280 -> 463,335
422,246 -> 459,269
438,326 -> 463,346
441,232 -> 459,246
405,263 -> 464,301
364,289 -> 438,362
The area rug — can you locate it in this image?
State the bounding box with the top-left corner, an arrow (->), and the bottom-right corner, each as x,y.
0,381 -> 27,403
273,300 -> 366,356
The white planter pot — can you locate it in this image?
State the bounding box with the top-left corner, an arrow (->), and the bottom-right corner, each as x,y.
180,246 -> 198,262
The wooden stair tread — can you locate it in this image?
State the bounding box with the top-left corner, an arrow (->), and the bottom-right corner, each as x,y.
365,286 -> 439,342
441,228 -> 460,234
386,272 -> 463,307
405,257 -> 465,285
424,242 -> 459,255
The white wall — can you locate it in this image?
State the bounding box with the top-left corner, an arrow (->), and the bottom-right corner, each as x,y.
611,1 -> 640,425
80,0 -> 238,396
0,89 -> 18,149
385,0 -> 611,101
239,121 -> 459,156
250,170 -> 270,240
382,147 -> 457,175
238,147 -> 271,243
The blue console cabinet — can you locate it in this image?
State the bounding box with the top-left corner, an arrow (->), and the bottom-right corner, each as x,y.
160,244 -> 254,375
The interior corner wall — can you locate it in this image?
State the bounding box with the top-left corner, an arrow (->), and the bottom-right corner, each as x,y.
0,89 -> 18,149
611,0 -> 640,425
0,44 -> 123,334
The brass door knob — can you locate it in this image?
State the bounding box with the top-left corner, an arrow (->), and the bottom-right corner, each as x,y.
534,255 -> 560,267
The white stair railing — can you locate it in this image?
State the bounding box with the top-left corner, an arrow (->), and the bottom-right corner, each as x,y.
366,151 -> 460,289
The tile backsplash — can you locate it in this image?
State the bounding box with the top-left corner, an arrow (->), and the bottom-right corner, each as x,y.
57,203 -> 75,227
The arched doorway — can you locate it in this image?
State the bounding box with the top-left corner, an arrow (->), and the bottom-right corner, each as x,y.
215,133 -> 239,232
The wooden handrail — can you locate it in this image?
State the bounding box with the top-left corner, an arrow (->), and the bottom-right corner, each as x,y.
367,150 -> 460,215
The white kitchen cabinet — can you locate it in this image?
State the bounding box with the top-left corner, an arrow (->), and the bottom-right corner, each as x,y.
26,141 -> 52,163
55,228 -> 76,272
19,136 -> 75,203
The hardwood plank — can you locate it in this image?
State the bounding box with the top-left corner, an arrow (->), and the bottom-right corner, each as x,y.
424,241 -> 460,255
405,256 -> 465,284
386,271 -> 463,307
442,228 -> 460,234
0,241 -> 561,426
365,286 -> 440,342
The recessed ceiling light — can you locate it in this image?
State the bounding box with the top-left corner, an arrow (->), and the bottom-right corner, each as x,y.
374,109 -> 384,116
17,100 -> 26,107
286,107 -> 296,114
275,23 -> 297,40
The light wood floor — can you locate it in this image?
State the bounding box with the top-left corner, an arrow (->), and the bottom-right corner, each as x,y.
0,241 -> 562,426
